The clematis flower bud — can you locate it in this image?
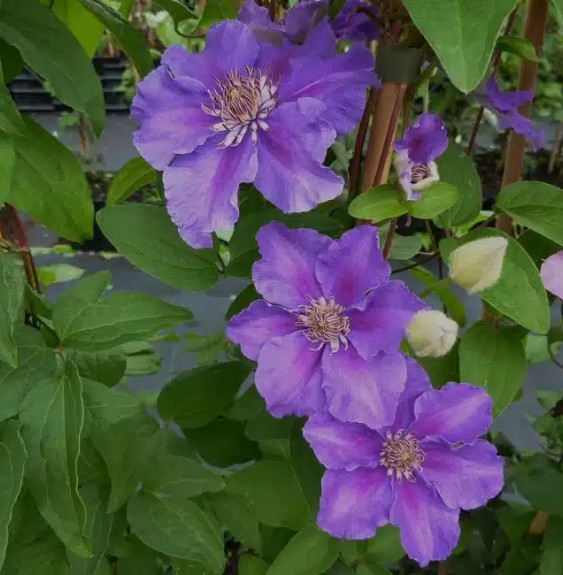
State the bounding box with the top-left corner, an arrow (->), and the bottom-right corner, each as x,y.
449,237 -> 508,293
406,309 -> 458,357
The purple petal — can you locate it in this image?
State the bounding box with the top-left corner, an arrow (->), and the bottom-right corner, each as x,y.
252,222 -> 330,309
254,100 -> 343,213
347,281 -> 426,360
394,113 -> 448,164
227,300 -> 297,361
391,357 -> 432,431
163,136 -> 257,248
131,67 -> 211,170
200,21 -> 259,79
299,20 -> 337,57
498,111 -> 545,149
161,45 -> 215,85
318,468 -> 392,539
331,0 -> 380,42
390,480 -> 460,567
238,0 -> 285,44
540,250 -> 563,299
483,77 -> 533,113
303,414 -> 383,470
315,225 -> 390,308
279,44 -> 376,135
255,331 -> 325,417
409,383 -> 493,444
421,439 -> 504,510
284,0 -> 328,43
322,347 -> 407,429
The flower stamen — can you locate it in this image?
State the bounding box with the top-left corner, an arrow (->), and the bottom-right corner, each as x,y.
410,163 -> 431,184
202,66 -> 278,148
379,430 -> 425,483
295,296 -> 350,353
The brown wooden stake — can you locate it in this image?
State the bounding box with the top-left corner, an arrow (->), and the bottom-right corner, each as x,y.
529,509 -> 548,535
497,0 -> 549,234
349,88 -> 376,198
548,123 -> 563,174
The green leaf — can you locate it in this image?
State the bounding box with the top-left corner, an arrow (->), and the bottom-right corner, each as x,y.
0,421 -> 26,570
114,536 -> 158,575
37,263 -> 84,288
127,491 -> 224,572
226,283 -> 260,320
225,460 -> 309,530
246,409 -> 293,441
541,516 -> 563,575
65,348 -> 127,387
402,0 -> 518,93
106,158 -> 156,206
290,420 -> 323,518
495,181 -> 563,247
0,253 -> 25,367
154,0 -> 198,29
82,378 -> 141,428
207,491 -> 262,552
0,325 -> 57,422
90,412 -> 160,513
348,185 -> 407,222
0,133 -> 15,200
0,38 -> 23,84
0,64 -> 24,135
7,531 -> 71,575
185,419 -> 261,467
416,342 -> 460,389
409,267 -> 466,326
409,182 -> 459,219
386,233 -> 422,261
199,0 -> 238,28
53,271 -> 192,350
0,117 -> 94,242
158,361 -> 251,428
97,205 -> 219,291
67,485 -> 113,575
142,454 -> 225,499
363,525 -> 404,564
78,0 -> 153,77
459,321 -> 525,416
19,361 -> 89,557
48,0 -> 105,58
266,523 -> 339,575
451,229 -> 550,333
515,454 -> 563,517
239,555 -> 269,575
496,35 -> 539,62
0,0 -> 104,135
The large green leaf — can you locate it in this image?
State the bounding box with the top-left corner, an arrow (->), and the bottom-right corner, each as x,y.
158,361 -> 251,428
0,253 -> 25,367
82,378 -> 141,429
199,0 -> 238,28
402,0 -> 517,93
459,321 -> 526,416
433,144 -> 483,228
154,0 -> 198,29
19,361 -> 89,557
127,491 -> 224,572
408,182 -> 459,219
52,271 -> 191,350
225,460 -> 309,530
450,229 -> 550,333
0,132 -> 15,200
65,348 -> 127,387
142,454 -> 225,499
540,516 -> 563,575
266,523 -> 339,575
496,181 -> 563,247
48,0 -> 105,58
0,62 -> 23,135
0,0 -> 104,135
348,185 -> 407,223
515,454 -> 563,517
90,412 -> 160,513
0,325 -> 57,422
0,117 -> 94,242
106,158 -> 156,206
5,531 -> 71,575
0,421 -> 27,570
78,0 -> 153,77
98,205 -> 219,291
239,555 -> 269,575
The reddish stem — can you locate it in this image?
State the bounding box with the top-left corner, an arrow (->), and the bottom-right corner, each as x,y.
349,88 -> 376,198
382,218 -> 397,260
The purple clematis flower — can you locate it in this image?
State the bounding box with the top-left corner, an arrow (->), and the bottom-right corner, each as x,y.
393,113 -> 448,201
239,0 -> 379,46
303,363 -> 504,566
132,20 -> 375,248
475,77 -> 544,149
540,251 -> 563,299
227,222 -> 425,424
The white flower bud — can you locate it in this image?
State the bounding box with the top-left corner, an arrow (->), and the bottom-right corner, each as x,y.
449,237 -> 508,294
406,310 -> 458,358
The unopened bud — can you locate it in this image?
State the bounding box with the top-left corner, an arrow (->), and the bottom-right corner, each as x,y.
449,237 -> 508,293
406,310 -> 458,358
